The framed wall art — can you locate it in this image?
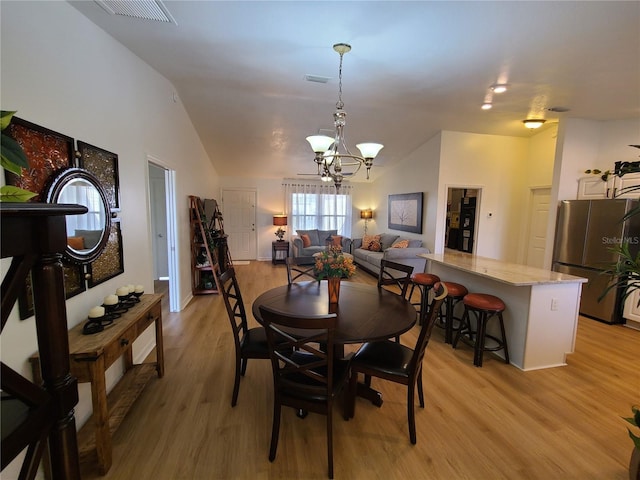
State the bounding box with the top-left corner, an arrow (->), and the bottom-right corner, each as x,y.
5,117 -> 74,202
77,141 -> 121,212
388,192 -> 424,234
18,262 -> 86,320
87,219 -> 124,288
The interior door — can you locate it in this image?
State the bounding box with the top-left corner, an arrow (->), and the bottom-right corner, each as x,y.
222,189 -> 257,260
524,188 -> 550,268
149,164 -> 169,279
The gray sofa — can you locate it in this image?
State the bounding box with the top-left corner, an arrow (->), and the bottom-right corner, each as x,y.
351,233 -> 430,275
292,229 -> 352,263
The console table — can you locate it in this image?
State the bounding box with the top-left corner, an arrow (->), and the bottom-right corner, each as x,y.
30,293 -> 164,475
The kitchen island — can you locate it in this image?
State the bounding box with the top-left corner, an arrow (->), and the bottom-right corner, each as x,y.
419,252 -> 588,371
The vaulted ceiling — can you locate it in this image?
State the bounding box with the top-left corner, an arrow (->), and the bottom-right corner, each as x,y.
71,1 -> 640,183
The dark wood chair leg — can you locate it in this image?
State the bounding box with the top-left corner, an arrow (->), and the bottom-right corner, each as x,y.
407,382 -> 417,444
269,401 -> 281,462
231,356 -> 241,407
327,409 -> 334,479
498,312 -> 510,364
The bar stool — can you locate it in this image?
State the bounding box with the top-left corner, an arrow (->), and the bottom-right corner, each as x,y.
437,281 -> 468,344
408,273 -> 440,324
452,293 -> 509,367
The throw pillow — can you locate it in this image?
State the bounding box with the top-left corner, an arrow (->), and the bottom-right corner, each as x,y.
392,239 -> 409,248
300,234 -> 312,248
68,236 -> 85,250
368,240 -> 382,252
330,235 -> 343,248
362,234 -> 379,247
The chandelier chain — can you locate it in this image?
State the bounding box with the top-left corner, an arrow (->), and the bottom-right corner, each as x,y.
337,51 -> 344,110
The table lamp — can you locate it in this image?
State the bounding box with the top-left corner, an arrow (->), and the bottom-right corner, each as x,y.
273,215 -> 287,241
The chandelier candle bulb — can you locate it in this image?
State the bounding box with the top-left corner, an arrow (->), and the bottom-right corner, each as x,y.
89,306 -> 105,319
103,294 -> 119,306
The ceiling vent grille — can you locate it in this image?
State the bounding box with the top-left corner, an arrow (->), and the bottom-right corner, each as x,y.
304,74 -> 331,84
95,0 -> 177,24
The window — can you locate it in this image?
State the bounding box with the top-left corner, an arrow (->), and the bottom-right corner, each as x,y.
284,180 -> 352,237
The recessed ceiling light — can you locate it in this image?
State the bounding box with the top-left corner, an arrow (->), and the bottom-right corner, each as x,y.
490,83 -> 509,94
481,102 -> 493,110
522,119 -> 546,129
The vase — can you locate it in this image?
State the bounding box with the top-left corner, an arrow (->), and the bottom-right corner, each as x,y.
327,276 -> 341,305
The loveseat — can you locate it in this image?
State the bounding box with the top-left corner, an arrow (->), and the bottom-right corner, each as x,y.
351,233 -> 430,275
292,229 -> 352,263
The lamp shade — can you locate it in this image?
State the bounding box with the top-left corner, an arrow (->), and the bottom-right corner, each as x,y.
360,209 -> 373,219
356,143 -> 384,159
273,215 -> 287,226
306,135 -> 334,153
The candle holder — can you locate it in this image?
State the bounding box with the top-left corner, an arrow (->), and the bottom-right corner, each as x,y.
132,285 -> 144,302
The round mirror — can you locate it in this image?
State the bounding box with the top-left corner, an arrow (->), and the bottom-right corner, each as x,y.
46,168 -> 111,264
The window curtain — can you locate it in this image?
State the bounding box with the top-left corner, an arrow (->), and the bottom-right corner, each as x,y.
283,179 -> 352,238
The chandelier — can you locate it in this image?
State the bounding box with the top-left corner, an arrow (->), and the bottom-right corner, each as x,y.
306,43 -> 383,191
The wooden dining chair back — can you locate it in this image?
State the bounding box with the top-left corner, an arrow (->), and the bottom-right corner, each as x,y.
377,259 -> 414,299
348,282 -> 448,444
218,267 -> 270,407
258,305 -> 350,479
285,256 -> 317,285
377,259 -> 414,342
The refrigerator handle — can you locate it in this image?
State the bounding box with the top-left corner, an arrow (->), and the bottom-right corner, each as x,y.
606,186 -> 610,198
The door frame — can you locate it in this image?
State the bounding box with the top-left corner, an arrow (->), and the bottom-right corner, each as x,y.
441,185 -> 482,254
522,186 -> 552,268
147,155 -> 179,312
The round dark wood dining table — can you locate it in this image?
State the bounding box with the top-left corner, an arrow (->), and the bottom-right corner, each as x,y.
252,280 -> 417,407
252,280 -> 417,346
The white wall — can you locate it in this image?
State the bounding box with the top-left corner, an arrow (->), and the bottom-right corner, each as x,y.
1,3 -> 218,475
368,132 -> 442,252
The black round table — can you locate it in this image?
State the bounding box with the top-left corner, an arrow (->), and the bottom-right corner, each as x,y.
252,281 -> 417,408
252,281 -> 417,345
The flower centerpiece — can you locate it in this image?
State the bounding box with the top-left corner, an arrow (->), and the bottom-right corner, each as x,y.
314,245 -> 356,304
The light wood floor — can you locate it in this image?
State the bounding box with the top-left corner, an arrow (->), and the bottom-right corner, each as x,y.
86,262 -> 639,479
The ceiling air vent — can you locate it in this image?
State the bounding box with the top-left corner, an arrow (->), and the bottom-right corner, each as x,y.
304,74 -> 331,84
95,0 -> 177,24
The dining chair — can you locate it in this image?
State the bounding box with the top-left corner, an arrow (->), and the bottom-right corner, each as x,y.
378,259 -> 414,342
347,282 -> 448,444
218,267 -> 270,407
285,256 -> 317,285
258,305 -> 351,480
377,259 -> 414,298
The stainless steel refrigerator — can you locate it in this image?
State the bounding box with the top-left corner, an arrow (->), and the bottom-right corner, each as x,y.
552,199 -> 639,324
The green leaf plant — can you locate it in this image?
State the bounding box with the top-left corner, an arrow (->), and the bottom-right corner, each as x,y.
624,405 -> 640,450
0,110 -> 36,202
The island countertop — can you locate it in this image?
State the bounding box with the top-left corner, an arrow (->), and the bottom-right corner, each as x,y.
419,252 -> 588,287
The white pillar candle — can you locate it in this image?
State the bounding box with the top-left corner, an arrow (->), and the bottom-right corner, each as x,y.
89,306 -> 105,318
116,286 -> 130,297
103,294 -> 119,306
134,285 -> 144,293
127,284 -> 135,293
